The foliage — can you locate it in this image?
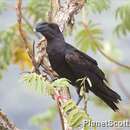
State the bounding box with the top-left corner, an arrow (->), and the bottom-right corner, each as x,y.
0,26 -> 16,78
12,46 -> 33,70
63,99 -> 87,128
0,0 -> 50,78
0,0 -> 6,14
75,21 -> 102,52
22,73 -> 72,95
22,73 -> 89,128
0,24 -> 32,77
27,0 -> 50,22
0,26 -> 16,65
86,0 -> 110,13
22,73 -> 55,95
31,106 -> 57,130
115,2 -> 130,36
52,78 -> 70,89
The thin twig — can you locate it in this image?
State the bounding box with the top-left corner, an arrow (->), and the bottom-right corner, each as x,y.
16,0 -> 30,52
96,46 -> 130,70
16,0 -> 42,74
57,101 -> 65,130
83,94 -> 88,113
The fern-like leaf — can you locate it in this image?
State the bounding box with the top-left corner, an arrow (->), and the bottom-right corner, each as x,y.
30,106 -> 57,127
75,21 -> 103,52
62,99 -> 87,128
52,78 -> 71,89
115,2 -> 130,36
86,0 -> 110,13
22,73 -> 54,95
22,73 -> 71,95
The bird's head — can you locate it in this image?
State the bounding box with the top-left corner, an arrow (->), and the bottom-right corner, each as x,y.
35,22 -> 62,41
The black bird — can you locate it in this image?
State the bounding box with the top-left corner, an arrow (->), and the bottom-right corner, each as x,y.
35,22 -> 121,111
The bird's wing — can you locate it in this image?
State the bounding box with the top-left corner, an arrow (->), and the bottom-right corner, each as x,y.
65,45 -> 107,81
66,43 -> 98,65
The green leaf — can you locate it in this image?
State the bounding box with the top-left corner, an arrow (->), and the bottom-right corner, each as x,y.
62,99 -> 87,128
52,78 -> 71,89
68,111 -> 86,127
22,73 -> 54,95
84,124 -> 90,130
63,99 -> 77,113
75,21 -> 103,52
31,106 -> 57,126
22,73 -> 71,95
115,2 -> 130,36
0,0 -> 6,14
27,0 -> 49,22
86,0 -> 110,13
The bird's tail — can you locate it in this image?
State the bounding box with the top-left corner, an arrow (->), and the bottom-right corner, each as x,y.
89,82 -> 121,111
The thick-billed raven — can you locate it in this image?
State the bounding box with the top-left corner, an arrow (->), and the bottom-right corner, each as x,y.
35,22 -> 121,111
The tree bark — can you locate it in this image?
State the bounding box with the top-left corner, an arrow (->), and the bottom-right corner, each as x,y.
0,110 -> 20,130
54,0 -> 85,31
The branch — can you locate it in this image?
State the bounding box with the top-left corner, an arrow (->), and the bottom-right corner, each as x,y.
57,100 -> 65,130
48,0 -> 61,21
16,0 -> 28,48
16,0 -> 32,59
54,0 -> 85,31
0,110 -> 21,130
16,0 -> 43,74
96,45 -> 130,70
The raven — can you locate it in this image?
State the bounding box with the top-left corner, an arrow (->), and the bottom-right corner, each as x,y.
36,22 -> 121,111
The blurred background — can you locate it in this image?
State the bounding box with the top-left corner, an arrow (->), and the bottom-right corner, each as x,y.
0,0 -> 130,130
